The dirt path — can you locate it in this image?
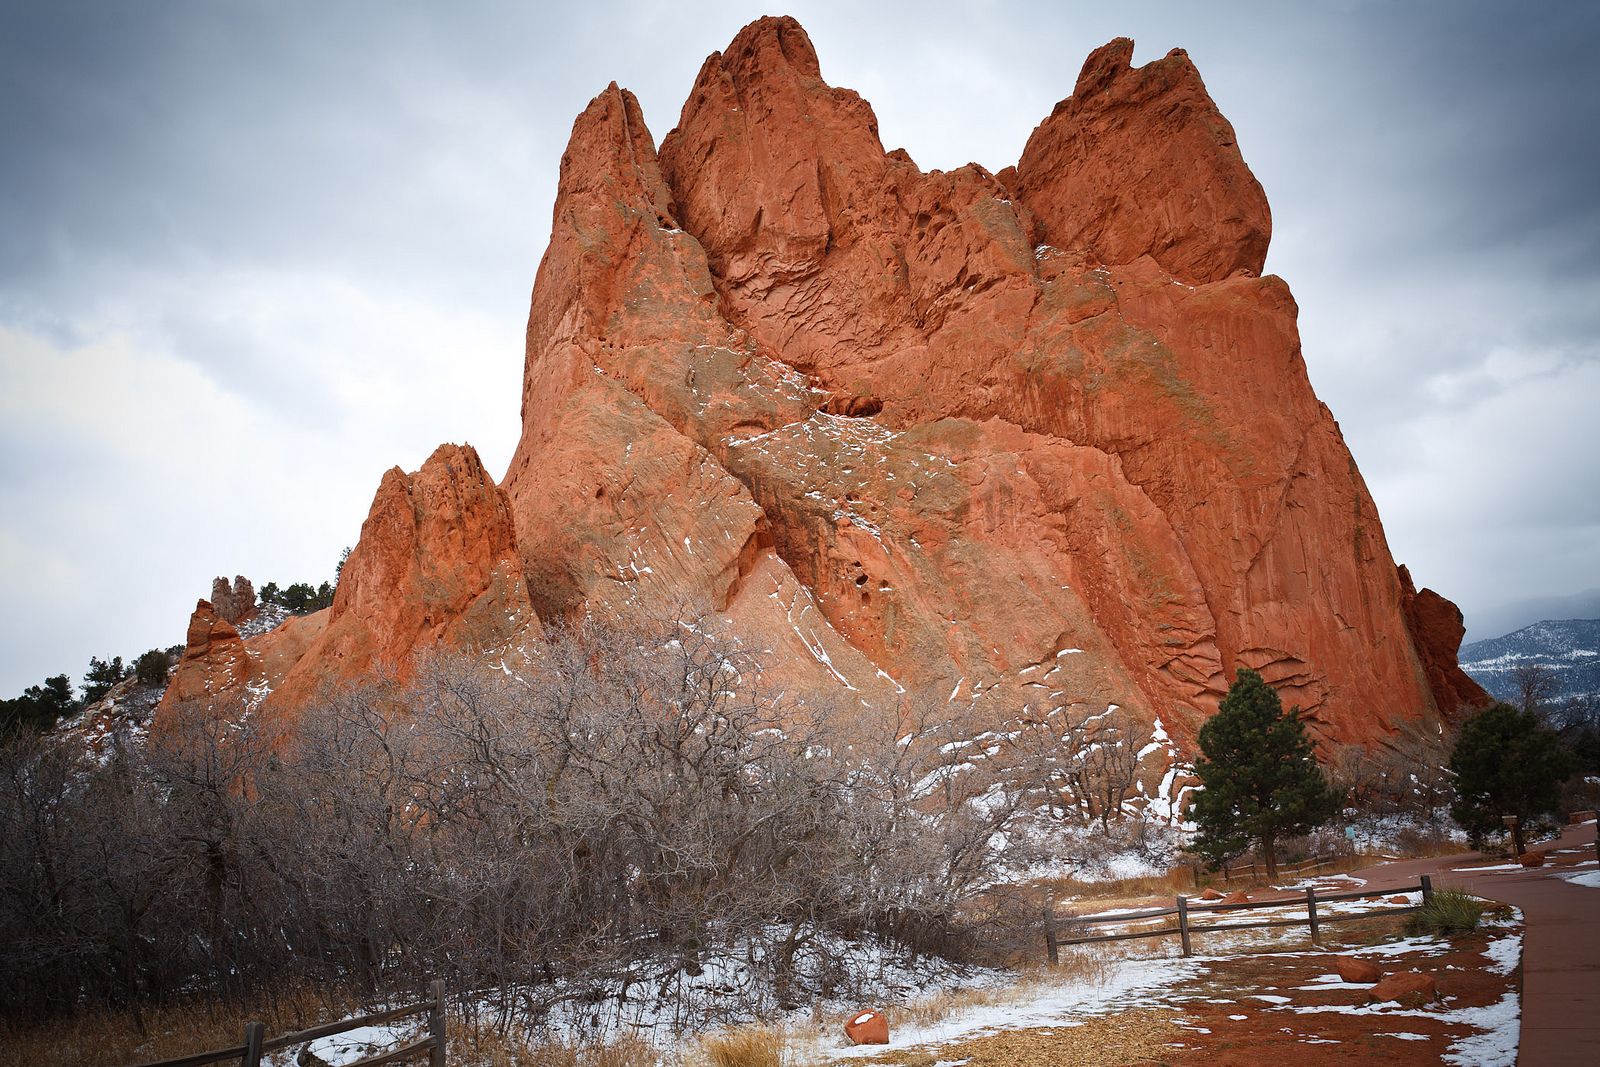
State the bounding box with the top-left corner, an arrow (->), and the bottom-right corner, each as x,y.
1348,818 -> 1600,1066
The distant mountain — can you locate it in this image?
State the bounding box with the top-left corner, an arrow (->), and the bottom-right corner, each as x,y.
1459,618 -> 1600,704
1464,589 -> 1600,645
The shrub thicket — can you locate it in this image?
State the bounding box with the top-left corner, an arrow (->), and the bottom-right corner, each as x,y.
0,619 -> 1029,1032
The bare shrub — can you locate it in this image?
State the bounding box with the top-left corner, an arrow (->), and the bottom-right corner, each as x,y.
0,615 -> 1035,1037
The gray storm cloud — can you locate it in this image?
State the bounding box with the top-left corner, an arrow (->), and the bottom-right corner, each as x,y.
1,0 -> 1596,692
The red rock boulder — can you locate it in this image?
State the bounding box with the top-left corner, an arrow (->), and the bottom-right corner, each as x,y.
1199,888 -> 1225,901
1335,956 -> 1383,984
1218,891 -> 1251,910
1367,971 -> 1438,1007
844,1009 -> 888,1045
1519,852 -> 1546,868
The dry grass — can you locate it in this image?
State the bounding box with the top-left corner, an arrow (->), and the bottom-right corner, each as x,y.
693,1026 -> 788,1067
472,1034 -> 662,1067
0,990 -> 671,1067
1038,850 -> 1432,908
0,984 -> 367,1067
1031,866 -> 1198,906
841,1010 -> 1177,1067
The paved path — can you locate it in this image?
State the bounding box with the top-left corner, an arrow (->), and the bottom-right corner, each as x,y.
1348,819 -> 1600,1067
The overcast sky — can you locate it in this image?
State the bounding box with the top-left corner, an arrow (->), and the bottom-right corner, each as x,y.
2,0 -> 1597,694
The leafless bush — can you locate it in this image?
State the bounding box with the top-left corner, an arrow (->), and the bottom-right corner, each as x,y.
1327,717 -> 1457,818
0,617 -> 1032,1034
1011,704 -> 1140,827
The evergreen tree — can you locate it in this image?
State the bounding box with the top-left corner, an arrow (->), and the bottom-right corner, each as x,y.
1188,667 -> 1340,878
0,674 -> 79,735
134,648 -> 170,687
82,655 -> 126,703
1448,702 -> 1572,845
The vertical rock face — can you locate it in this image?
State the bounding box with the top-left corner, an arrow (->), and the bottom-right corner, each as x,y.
1398,565 -> 1491,714
170,18 -> 1481,756
501,15 -> 1479,749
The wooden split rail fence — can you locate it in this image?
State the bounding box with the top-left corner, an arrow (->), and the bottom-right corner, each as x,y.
126,980 -> 446,1067
1213,853 -> 1341,885
1044,875 -> 1434,963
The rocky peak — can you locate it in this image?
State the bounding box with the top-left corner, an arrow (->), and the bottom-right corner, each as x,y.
163,19 -> 1484,761
183,599 -> 240,659
1014,36 -> 1271,285
209,575 -> 256,625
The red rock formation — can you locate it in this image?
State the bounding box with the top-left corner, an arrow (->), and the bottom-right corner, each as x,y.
501,15 -> 1476,752
169,18 -> 1482,765
158,597 -> 325,725
1399,564 -> 1491,715
1011,38 -> 1271,286
210,576 -> 256,626
159,444 -> 534,721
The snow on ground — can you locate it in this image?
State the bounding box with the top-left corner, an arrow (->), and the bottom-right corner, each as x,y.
295,1024 -> 417,1067
1483,927 -> 1523,976
1271,872 -> 1366,891
1334,811 -> 1467,854
808,952 -> 1207,1061
1559,870 -> 1600,889
796,911 -> 1523,1064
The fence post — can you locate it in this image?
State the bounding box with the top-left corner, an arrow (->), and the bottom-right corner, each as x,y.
1305,886 -> 1320,946
429,979 -> 447,1067
1420,874 -> 1433,905
1043,899 -> 1060,966
242,1021 -> 264,1067
1177,895 -> 1192,958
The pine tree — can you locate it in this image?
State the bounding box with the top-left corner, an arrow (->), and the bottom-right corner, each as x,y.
0,674 -> 79,735
1448,702 -> 1572,846
82,655 -> 126,703
1189,667 -> 1340,878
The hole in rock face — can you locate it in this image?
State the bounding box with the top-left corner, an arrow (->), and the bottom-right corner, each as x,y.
821,393 -> 883,417
595,486 -> 606,499
855,574 -> 868,587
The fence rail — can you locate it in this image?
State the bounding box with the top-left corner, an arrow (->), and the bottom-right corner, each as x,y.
126,980 -> 446,1067
1044,875 -> 1433,962
1216,853 -> 1340,883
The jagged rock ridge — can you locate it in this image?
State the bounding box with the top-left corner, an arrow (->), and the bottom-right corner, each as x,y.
162,17 -> 1485,750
